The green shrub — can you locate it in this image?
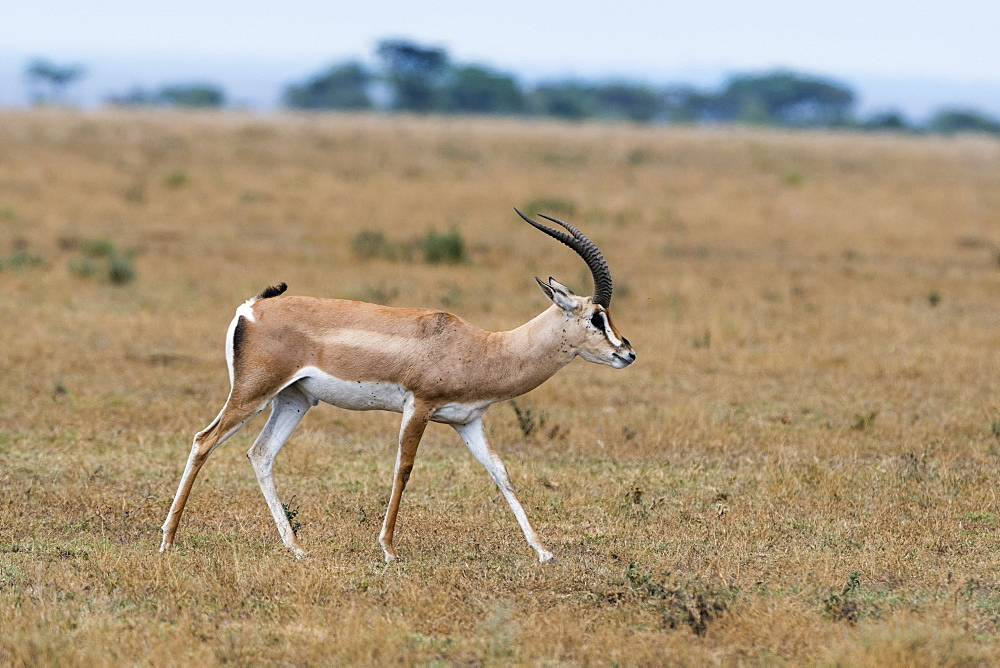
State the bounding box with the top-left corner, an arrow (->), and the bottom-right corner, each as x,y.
107,251 -> 136,285
0,248 -> 44,271
421,228 -> 465,264
352,228 -> 465,264
80,238 -> 115,258
69,238 -> 136,285
352,230 -> 395,260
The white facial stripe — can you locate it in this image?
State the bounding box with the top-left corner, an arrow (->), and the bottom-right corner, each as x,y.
604,322 -> 623,347
592,310 -> 622,347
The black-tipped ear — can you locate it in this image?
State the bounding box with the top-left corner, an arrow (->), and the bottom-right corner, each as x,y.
547,277 -> 574,295
535,276 -> 553,298
536,277 -> 575,312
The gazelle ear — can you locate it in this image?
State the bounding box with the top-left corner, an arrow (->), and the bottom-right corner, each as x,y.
535,276 -> 575,312
546,277 -> 574,295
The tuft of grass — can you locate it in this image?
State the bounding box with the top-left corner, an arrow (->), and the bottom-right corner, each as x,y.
163,169 -> 188,188
80,238 -> 116,258
625,564 -> 739,636
351,230 -> 397,261
823,571 -> 888,624
783,170 -> 805,186
510,400 -> 547,438
850,409 -> 879,431
282,499 -> 302,536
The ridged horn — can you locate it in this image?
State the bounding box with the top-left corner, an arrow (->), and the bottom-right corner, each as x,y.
514,208 -> 613,308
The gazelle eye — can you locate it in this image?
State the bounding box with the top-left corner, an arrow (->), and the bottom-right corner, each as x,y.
590,312 -> 604,330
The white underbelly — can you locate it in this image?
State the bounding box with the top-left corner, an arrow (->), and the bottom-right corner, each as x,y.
430,400 -> 492,425
293,367 -> 494,425
296,367 -> 407,413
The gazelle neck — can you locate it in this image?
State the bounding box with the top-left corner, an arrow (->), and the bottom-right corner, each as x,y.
485,305 -> 576,399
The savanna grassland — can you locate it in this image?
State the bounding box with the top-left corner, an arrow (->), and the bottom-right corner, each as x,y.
1,108 -> 999,665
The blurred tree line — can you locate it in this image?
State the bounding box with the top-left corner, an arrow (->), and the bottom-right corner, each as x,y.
25,42 -> 1000,136
280,39 -> 1000,135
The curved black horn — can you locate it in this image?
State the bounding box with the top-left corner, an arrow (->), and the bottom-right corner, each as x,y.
514,208 -> 613,308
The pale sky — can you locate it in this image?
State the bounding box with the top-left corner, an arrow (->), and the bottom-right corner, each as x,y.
4,0 -> 1000,117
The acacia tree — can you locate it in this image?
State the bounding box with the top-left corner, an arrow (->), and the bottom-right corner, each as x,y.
25,58 -> 86,105
444,65 -> 525,114
376,39 -> 448,112
716,71 -> 855,126
284,62 -> 374,110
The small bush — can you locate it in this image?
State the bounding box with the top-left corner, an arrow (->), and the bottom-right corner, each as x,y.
421,228 -> 465,264
80,238 -> 115,258
68,257 -> 97,279
107,251 -> 136,285
352,230 -> 396,260
69,238 -> 136,285
351,228 -> 465,264
0,248 -> 44,271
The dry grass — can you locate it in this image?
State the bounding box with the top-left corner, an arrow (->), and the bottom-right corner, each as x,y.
1,108 -> 999,665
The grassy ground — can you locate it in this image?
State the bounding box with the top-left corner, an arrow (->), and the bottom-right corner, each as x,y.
1,109 -> 999,665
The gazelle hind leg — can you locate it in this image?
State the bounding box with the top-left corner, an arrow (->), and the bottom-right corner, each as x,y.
453,418 -> 554,563
247,385 -> 313,558
160,400 -> 266,552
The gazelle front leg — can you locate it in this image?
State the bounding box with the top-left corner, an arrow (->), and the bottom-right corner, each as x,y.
379,395 -> 433,562
453,418 -> 554,563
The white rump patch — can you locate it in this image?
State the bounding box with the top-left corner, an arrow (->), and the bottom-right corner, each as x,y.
235,300 -> 257,323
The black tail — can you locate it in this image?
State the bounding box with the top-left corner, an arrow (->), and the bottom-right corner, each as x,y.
255,283 -> 288,300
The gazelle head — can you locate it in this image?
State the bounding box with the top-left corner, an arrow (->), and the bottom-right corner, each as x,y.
517,209 -> 637,369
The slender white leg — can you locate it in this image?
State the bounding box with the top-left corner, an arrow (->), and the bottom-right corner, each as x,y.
379,394 -> 431,562
160,403 -> 264,552
247,385 -> 313,558
453,418 -> 554,563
